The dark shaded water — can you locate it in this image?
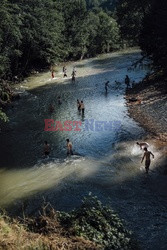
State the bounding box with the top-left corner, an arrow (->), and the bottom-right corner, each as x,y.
0,49 -> 167,250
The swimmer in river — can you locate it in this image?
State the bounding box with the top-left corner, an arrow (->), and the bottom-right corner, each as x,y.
66,139 -> 73,156
141,147 -> 154,174
44,141 -> 50,157
136,142 -> 149,150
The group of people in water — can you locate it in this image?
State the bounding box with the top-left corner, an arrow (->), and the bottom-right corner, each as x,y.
104,75 -> 134,93
63,66 -> 76,82
44,139 -> 155,174
45,68 -> 155,174
51,66 -> 76,82
44,139 -> 73,157
49,97 -> 85,116
49,96 -> 62,113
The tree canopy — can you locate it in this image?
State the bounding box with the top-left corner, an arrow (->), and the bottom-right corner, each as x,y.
0,0 -> 120,79
116,0 -> 167,74
0,0 -> 166,90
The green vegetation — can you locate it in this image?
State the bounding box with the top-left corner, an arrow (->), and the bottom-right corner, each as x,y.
116,0 -> 167,74
0,0 -> 120,80
0,196 -> 137,249
0,0 -> 165,79
0,0 -> 167,115
59,195 -> 137,249
140,0 -> 167,74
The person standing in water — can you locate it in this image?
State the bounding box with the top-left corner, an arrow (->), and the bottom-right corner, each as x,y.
51,70 -> 55,79
72,69 -> 76,82
44,141 -> 50,157
58,96 -> 62,105
105,81 -> 109,93
73,66 -> 76,74
125,75 -> 130,88
80,100 -> 85,115
141,147 -> 154,174
66,139 -> 73,156
63,67 -> 67,78
77,99 -> 81,112
49,104 -> 54,113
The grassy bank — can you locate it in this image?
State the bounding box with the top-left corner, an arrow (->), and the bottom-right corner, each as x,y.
0,196 -> 137,250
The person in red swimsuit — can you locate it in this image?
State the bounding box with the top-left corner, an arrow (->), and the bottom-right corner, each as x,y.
51,70 -> 55,79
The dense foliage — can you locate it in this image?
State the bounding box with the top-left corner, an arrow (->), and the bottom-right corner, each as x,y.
140,0 -> 167,74
0,0 -> 120,79
116,0 -> 167,74
59,195 -> 137,249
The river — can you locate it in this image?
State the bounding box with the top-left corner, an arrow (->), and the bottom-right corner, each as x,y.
0,49 -> 166,250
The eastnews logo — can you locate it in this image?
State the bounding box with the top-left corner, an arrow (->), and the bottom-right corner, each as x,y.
44,119 -> 121,132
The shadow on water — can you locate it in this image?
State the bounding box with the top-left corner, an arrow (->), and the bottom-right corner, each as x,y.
3,152 -> 167,250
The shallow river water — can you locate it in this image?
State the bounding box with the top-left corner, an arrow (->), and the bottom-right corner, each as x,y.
0,49 -> 167,249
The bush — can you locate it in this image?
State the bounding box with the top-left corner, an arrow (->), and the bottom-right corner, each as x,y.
59,194 -> 138,250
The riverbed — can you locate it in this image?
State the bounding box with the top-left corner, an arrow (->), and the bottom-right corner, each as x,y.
0,49 -> 167,250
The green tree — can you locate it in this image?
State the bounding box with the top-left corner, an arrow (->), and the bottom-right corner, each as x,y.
96,11 -> 120,53
0,0 -> 22,78
140,0 -> 167,74
116,0 -> 152,46
59,0 -> 88,59
13,0 -> 64,73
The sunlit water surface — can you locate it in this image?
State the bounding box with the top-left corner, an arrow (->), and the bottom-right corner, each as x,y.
1,49 -> 166,249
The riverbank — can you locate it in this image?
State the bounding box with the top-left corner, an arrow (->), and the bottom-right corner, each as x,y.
0,196 -> 137,250
126,75 -> 167,171
0,213 -> 99,250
